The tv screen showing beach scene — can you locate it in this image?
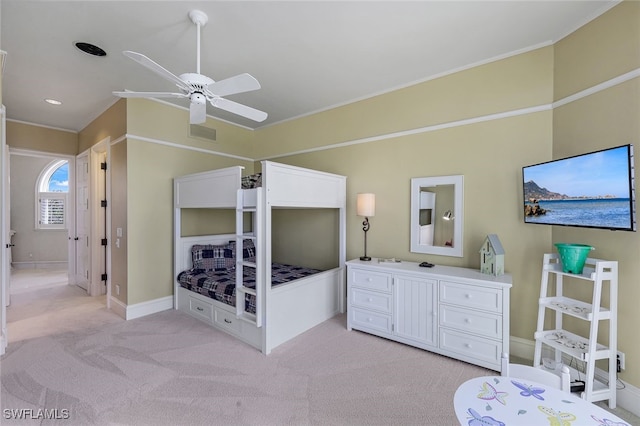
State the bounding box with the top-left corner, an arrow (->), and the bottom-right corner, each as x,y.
523,144 -> 636,231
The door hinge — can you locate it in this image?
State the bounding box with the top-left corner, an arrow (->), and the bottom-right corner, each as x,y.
101,200 -> 107,208
100,162 -> 107,170
101,273 -> 108,281
101,238 -> 108,246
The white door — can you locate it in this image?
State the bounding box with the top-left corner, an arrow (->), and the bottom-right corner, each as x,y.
1,106 -> 8,354
75,153 -> 90,290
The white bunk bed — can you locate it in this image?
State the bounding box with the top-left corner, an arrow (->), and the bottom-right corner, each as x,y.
174,161 -> 346,354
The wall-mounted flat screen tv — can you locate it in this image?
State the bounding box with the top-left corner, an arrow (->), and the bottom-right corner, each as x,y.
523,144 -> 636,231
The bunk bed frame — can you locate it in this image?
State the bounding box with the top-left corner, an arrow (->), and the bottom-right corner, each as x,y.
174,161 -> 346,354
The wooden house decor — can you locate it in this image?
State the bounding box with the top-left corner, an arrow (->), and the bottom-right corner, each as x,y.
480,234 -> 505,276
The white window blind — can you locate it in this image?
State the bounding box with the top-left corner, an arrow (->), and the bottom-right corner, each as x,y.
39,192 -> 66,227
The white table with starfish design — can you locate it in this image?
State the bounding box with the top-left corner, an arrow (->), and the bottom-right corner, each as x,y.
454,375 -> 629,426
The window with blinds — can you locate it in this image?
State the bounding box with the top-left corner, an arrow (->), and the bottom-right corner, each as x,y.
36,160 -> 69,230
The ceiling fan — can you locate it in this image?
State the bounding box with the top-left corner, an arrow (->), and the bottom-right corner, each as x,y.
113,9 -> 267,124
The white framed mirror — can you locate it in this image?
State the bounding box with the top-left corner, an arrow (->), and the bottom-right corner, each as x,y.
410,175 -> 463,257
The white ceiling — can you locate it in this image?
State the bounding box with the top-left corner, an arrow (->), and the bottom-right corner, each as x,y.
1,1 -> 618,132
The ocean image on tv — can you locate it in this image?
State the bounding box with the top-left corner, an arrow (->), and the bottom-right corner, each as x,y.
525,198 -> 632,228
523,146 -> 634,230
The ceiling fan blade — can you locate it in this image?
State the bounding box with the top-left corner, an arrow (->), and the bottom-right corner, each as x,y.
190,101 -> 207,124
207,73 -> 261,97
122,51 -> 190,91
212,98 -> 267,122
112,90 -> 188,99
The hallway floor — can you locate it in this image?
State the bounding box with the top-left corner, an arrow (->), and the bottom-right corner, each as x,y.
7,269 -> 123,343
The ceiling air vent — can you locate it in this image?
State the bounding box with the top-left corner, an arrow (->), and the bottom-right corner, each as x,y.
189,124 -> 217,142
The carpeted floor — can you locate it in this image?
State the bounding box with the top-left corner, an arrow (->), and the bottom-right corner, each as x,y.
2,309 -> 491,425
2,271 -> 638,425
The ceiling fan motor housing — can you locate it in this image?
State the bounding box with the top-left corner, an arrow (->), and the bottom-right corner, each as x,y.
191,93 -> 206,105
180,73 -> 214,94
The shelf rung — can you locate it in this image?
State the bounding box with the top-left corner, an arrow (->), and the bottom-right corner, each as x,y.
237,287 -> 256,296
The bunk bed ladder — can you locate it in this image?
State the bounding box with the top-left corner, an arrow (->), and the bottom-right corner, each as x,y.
235,187 -> 263,327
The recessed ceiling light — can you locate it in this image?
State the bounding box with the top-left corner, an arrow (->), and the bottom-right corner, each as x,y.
74,41 -> 107,57
45,99 -> 62,105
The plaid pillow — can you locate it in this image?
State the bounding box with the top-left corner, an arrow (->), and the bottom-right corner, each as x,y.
241,173 -> 262,189
229,239 -> 257,264
191,243 -> 235,271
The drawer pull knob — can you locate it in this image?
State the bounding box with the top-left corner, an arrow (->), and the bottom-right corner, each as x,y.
465,318 -> 471,323
367,298 -> 373,302
224,318 -> 232,324
465,294 -> 472,299
367,278 -> 373,282
367,317 -> 373,322
196,307 -> 204,312
465,343 -> 472,348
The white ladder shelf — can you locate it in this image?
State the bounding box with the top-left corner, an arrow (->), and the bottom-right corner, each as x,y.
533,253 -> 618,408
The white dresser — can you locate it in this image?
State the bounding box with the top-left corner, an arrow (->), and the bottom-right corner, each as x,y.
346,258 -> 512,371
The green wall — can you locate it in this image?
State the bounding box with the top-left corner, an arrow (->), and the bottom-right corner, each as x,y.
551,1 -> 640,386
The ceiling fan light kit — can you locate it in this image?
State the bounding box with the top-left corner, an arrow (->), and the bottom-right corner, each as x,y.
113,9 -> 267,125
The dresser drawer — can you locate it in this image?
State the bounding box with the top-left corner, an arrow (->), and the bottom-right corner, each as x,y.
188,295 -> 214,322
439,328 -> 501,365
350,268 -> 392,293
214,307 -> 242,334
351,288 -> 393,313
350,307 -> 392,334
440,305 -> 502,339
439,281 -> 502,313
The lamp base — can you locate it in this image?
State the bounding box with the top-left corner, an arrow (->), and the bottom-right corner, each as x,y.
359,256 -> 372,261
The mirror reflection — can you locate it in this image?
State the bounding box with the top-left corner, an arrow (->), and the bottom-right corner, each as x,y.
410,175 -> 463,257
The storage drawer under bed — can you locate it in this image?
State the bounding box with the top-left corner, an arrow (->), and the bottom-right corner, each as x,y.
187,295 -> 214,322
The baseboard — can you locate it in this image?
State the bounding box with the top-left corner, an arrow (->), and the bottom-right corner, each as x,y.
12,261 -> 68,270
509,336 -> 640,417
109,296 -> 127,320
108,295 -> 173,321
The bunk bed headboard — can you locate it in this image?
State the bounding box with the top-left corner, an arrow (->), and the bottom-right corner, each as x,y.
174,166 -> 243,209
262,161 -> 346,208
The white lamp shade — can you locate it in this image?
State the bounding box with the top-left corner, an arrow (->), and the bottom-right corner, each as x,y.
356,193 -> 376,217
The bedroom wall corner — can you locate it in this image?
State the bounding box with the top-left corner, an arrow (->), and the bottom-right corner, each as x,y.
552,0 -> 640,391
78,99 -> 126,154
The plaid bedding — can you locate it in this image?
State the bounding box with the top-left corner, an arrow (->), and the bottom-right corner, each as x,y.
241,173 -> 262,189
177,263 -> 321,314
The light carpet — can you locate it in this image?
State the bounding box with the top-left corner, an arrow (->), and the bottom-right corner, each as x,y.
2,310 -> 492,425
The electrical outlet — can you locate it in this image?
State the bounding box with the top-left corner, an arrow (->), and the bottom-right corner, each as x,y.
115,284 -> 120,296
617,351 -> 625,372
